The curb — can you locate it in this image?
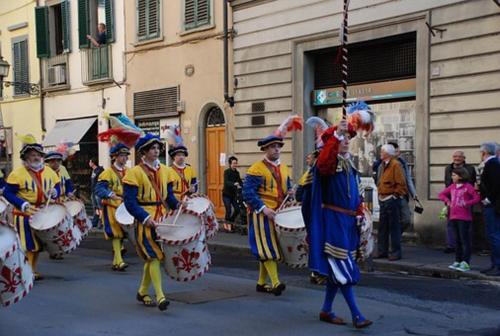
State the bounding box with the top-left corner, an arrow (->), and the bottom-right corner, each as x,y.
86,230 -> 500,283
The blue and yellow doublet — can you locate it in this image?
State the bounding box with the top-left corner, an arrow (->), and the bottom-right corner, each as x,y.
4,166 -> 60,252
54,165 -> 74,198
96,166 -> 127,240
243,160 -> 291,261
123,164 -> 179,261
168,164 -> 197,199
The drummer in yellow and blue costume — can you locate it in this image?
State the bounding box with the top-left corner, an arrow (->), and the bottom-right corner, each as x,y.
3,135 -> 61,280
123,133 -> 181,311
243,134 -> 293,296
44,151 -> 75,199
168,144 -> 198,199
95,144 -> 130,271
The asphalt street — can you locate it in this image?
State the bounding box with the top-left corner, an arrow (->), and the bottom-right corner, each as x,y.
1,238 -> 499,336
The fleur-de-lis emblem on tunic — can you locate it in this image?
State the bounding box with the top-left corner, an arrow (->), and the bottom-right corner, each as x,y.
172,248 -> 200,273
0,265 -> 22,294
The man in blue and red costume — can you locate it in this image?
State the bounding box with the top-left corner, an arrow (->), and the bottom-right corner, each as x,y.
304,103 -> 373,329
243,115 -> 302,296
122,133 -> 181,311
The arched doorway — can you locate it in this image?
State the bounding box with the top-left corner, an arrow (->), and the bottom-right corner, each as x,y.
204,106 -> 226,217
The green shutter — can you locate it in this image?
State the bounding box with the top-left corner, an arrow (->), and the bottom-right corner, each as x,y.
78,0 -> 90,48
184,0 -> 210,30
137,0 -> 147,40
147,0 -> 160,38
61,0 -> 71,52
105,0 -> 114,43
13,40 -> 29,95
34,6 -> 50,58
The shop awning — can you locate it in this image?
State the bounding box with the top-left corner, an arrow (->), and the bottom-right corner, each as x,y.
43,117 -> 96,149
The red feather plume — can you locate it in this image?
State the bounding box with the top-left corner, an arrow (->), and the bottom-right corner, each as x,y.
98,128 -> 141,148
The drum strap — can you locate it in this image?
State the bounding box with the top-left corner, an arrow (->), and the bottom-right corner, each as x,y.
262,160 -> 285,206
111,165 -> 126,184
139,164 -> 170,212
26,168 -> 48,206
172,166 -> 190,193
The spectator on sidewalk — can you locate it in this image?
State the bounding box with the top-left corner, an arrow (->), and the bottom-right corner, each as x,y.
438,167 -> 480,272
86,23 -> 107,48
376,144 -> 407,261
89,157 -> 104,229
388,142 -> 418,233
222,156 -> 242,232
443,151 -> 477,253
478,142 -> 500,276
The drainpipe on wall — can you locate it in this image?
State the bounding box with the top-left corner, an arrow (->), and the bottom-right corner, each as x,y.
36,0 -> 46,132
223,0 -> 234,107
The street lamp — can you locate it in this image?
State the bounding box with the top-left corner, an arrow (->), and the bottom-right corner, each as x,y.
0,56 -> 40,96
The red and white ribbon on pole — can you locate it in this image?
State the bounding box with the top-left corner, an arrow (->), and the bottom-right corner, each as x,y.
340,0 -> 349,119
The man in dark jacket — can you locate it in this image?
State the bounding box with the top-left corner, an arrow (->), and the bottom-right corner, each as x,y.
89,157 -> 104,228
479,143 -> 500,276
443,151 -> 477,253
222,156 -> 243,232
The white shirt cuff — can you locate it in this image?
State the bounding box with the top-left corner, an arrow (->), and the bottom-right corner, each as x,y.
21,202 -> 30,212
256,205 -> 266,214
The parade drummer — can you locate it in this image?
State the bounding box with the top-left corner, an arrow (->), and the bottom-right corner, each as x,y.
45,151 -> 75,200
303,102 -> 374,329
95,144 -> 130,272
3,135 -> 60,281
122,134 -> 182,311
168,142 -> 198,200
242,115 -> 302,296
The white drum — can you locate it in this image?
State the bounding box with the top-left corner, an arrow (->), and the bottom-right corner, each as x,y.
274,206 -> 308,268
0,225 -> 34,307
186,195 -> 218,239
115,203 -> 136,246
64,200 -> 92,238
157,213 -> 210,282
30,204 -> 80,258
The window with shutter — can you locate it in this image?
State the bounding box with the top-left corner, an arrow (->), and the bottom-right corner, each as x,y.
35,6 -> 50,58
104,0 -> 114,42
61,0 -> 71,52
78,0 -> 91,48
136,0 -> 161,41
184,0 -> 211,31
12,38 -> 29,96
134,87 -> 179,117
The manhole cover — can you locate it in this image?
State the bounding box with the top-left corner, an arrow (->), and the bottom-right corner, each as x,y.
166,289 -> 246,304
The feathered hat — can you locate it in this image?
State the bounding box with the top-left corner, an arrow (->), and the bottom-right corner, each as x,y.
135,133 -> 164,152
165,125 -> 188,158
316,101 -> 376,175
45,141 -> 77,162
257,115 -> 303,150
98,113 -> 143,149
17,134 -> 44,160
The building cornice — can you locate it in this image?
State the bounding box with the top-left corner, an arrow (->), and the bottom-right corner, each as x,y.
229,0 -> 276,11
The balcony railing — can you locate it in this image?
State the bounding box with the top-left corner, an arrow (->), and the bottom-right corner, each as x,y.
81,44 -> 113,85
41,53 -> 69,90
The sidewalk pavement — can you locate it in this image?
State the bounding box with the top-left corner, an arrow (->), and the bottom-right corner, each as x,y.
88,229 -> 500,283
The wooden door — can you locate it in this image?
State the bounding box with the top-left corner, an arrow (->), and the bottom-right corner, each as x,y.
206,126 -> 225,217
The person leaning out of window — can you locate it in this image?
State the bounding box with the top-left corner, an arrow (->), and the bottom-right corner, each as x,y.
222,156 -> 243,232
87,23 -> 107,47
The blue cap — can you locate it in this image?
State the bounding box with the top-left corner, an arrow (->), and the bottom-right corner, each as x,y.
168,145 -> 188,158
257,135 -> 284,151
44,151 -> 63,161
110,143 -> 130,156
135,133 -> 164,152
20,143 -> 45,160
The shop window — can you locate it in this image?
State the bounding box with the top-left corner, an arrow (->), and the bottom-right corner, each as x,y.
184,0 -> 211,31
136,0 -> 161,41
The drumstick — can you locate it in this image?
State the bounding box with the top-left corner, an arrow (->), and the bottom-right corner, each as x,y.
45,188 -> 54,208
278,184 -> 297,212
156,224 -> 184,227
172,196 -> 187,226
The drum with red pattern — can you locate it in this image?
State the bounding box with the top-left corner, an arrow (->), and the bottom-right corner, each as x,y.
64,200 -> 92,238
0,225 -> 34,307
185,195 -> 218,239
274,205 -> 308,268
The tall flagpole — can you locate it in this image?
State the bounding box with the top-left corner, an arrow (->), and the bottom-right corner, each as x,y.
340,0 -> 349,120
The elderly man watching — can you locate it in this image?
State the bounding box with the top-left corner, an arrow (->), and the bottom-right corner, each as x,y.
375,144 -> 408,261
443,150 -> 477,253
479,142 -> 500,276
